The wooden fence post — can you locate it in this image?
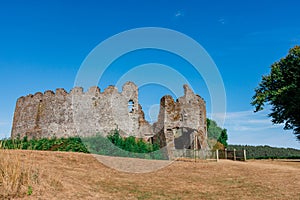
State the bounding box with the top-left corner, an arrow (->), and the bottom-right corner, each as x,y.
216,149 -> 219,162
233,149 -> 236,161
225,148 -> 227,160
243,149 -> 247,161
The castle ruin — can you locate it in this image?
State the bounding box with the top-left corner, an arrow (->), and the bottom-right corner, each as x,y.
11,82 -> 209,153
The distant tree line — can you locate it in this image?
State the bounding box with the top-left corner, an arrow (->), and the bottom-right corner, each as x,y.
228,144 -> 300,159
206,119 -> 300,159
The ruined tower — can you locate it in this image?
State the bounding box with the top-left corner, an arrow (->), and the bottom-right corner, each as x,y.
153,85 -> 209,155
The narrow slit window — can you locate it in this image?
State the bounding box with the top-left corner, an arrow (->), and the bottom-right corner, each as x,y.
128,100 -> 134,113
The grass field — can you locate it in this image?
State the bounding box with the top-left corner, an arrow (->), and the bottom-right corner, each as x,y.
1,150 -> 299,199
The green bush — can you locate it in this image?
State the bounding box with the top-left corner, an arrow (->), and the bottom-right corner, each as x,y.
82,130 -> 167,160
0,130 -> 167,160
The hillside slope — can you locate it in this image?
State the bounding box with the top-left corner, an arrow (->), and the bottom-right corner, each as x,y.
1,150 -> 299,199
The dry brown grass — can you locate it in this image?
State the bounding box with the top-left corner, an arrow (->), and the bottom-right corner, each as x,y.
0,150 -> 37,199
0,150 -> 299,199
0,150 -> 62,199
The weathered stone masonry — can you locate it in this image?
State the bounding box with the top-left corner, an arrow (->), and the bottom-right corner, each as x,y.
11,82 -> 209,151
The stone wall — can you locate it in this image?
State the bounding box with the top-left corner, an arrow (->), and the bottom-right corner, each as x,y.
11,82 -> 209,152
11,82 -> 153,139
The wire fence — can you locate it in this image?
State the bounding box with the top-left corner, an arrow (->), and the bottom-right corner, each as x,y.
219,149 -> 247,161
171,149 -> 217,161
171,148 -> 247,162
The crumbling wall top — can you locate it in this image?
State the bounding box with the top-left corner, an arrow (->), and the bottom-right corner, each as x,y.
70,87 -> 83,95
44,90 -> 55,96
56,88 -> 68,96
87,86 -> 101,95
103,85 -> 118,94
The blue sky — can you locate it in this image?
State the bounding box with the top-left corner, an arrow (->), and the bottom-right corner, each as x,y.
0,0 -> 300,149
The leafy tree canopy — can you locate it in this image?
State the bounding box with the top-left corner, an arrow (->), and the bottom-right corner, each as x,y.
217,129 -> 228,148
207,118 -> 223,140
251,46 -> 300,141
207,118 -> 228,148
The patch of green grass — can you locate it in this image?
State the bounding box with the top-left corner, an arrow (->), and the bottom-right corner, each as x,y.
27,185 -> 33,196
0,136 -> 89,153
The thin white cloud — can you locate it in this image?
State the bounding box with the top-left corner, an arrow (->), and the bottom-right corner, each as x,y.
209,109 -> 299,149
246,119 -> 271,124
174,11 -> 184,18
0,121 -> 12,139
0,121 -> 8,126
209,109 -> 283,132
245,28 -> 300,44
291,37 -> 300,43
218,17 -> 226,25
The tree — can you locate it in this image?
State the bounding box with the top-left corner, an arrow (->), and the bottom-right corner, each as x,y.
251,46 -> 300,141
207,118 -> 228,148
218,129 -> 228,148
207,118 -> 223,140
